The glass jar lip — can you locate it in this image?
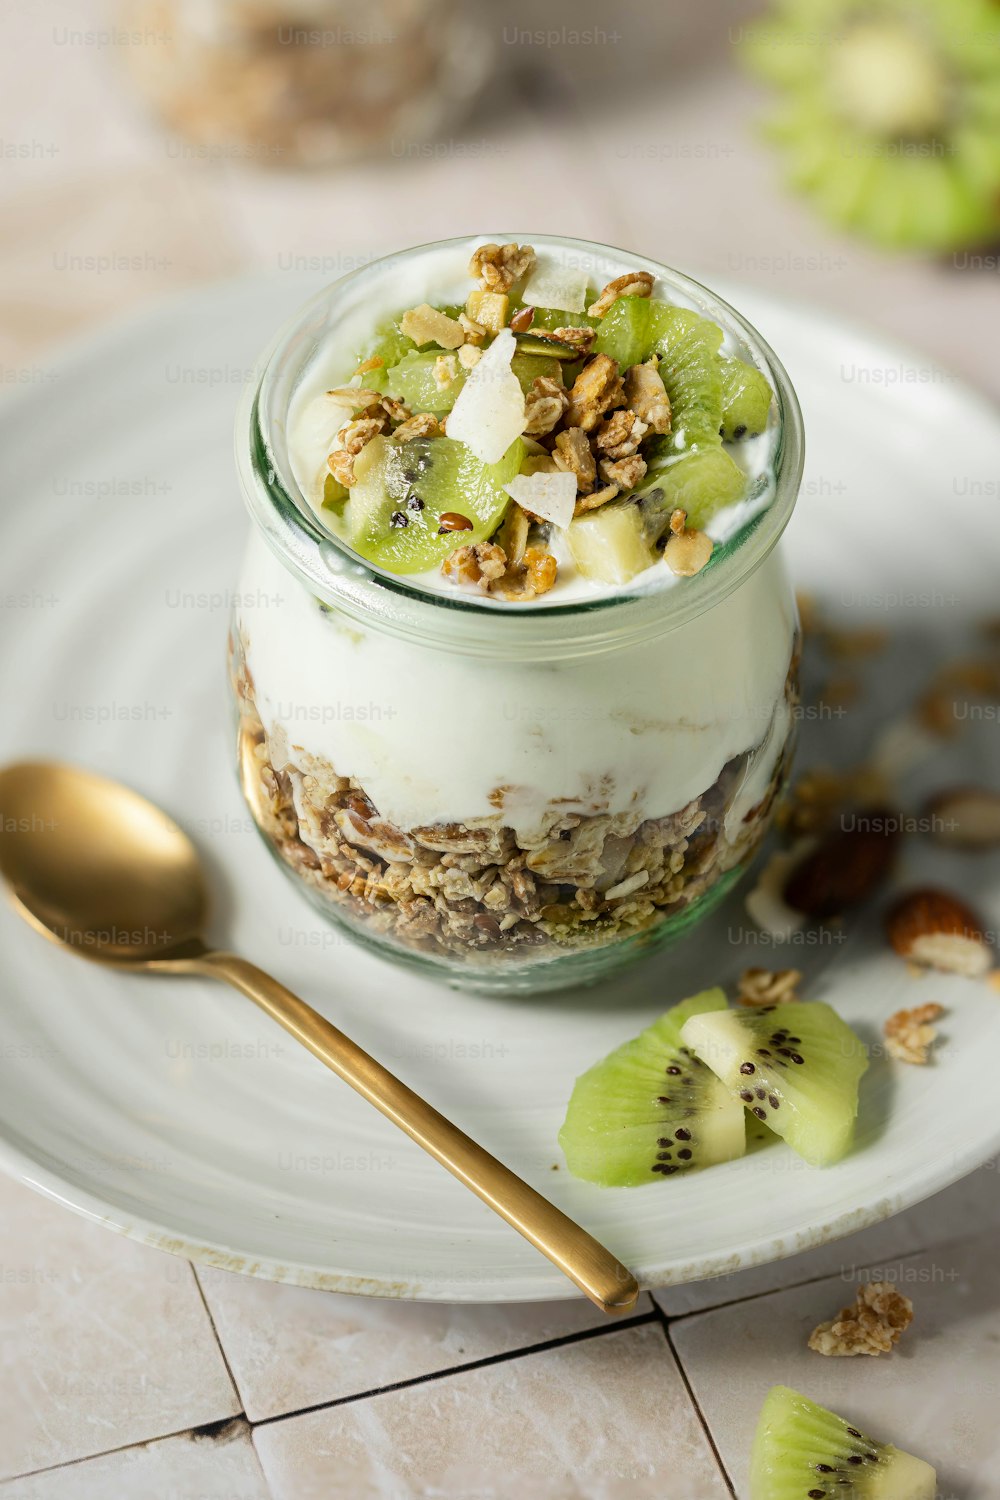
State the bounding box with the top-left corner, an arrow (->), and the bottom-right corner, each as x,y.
236,232 -> 803,656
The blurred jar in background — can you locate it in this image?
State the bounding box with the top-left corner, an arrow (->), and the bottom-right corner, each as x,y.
117,0 -> 492,166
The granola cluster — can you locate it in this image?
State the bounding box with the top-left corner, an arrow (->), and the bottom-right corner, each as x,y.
230,632 -> 795,966
808,1279 -> 914,1358
735,967 -> 802,1007
322,241 -> 717,601
883,1003 -> 944,1064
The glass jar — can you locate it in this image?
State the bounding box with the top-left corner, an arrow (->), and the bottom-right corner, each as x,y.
231,236 -> 803,993
116,0 -> 492,167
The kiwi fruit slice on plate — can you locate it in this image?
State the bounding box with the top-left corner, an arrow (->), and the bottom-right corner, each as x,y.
558,989 -> 747,1186
751,1386 -> 936,1499
743,0 -> 1000,250
341,434 -> 522,574
680,1001 -> 869,1166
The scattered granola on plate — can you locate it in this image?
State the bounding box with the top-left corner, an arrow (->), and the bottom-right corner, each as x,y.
883,1003 -> 944,1065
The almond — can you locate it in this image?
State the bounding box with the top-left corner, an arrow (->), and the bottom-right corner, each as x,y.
923,787 -> 1000,849
783,809 -> 900,919
885,887 -> 991,977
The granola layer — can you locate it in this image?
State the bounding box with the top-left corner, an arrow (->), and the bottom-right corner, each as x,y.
231,632 -> 796,966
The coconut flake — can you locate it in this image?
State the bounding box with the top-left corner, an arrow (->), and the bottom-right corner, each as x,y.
446,328 -> 525,465
521,256 -> 590,314
503,471 -> 577,530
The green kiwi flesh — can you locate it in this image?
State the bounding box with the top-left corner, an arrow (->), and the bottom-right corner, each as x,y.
558,989 -> 747,1186
751,1385 -> 937,1499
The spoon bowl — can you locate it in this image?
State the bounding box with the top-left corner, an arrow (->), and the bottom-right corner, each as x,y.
0,760 -> 207,962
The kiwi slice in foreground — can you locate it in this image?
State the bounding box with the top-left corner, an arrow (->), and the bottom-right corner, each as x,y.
743,1 -> 1000,251
680,1001 -> 869,1166
751,1386 -> 936,1500
719,357 -> 774,440
558,989 -> 747,1187
565,483 -> 678,585
342,434 -> 521,574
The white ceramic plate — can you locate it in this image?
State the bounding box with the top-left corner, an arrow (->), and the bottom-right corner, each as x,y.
2,272 -> 1000,1302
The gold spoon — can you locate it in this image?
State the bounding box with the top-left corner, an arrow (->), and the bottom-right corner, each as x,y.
0,759 -> 639,1315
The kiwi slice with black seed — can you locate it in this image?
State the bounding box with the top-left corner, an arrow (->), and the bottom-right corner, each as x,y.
744,0 -> 1000,250
558,989 -> 747,1186
341,434 -> 521,574
751,1386 -> 936,1499
680,1000 -> 869,1166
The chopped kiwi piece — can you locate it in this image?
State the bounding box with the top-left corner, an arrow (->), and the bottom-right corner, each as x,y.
513,333 -> 580,362
559,990 -> 746,1186
510,351 -> 565,392
680,1001 -> 869,1166
592,296 -> 653,368
341,433 -> 521,574
751,1386 -> 936,1500
639,447 -> 748,530
566,501 -> 656,585
527,305 -> 599,333
719,357 -> 773,440
322,472 -> 350,514
385,350 -> 466,414
358,319 -> 417,390
647,304 -> 725,454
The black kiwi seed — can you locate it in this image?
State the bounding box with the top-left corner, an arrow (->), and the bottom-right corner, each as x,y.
656,1152 -> 672,1162
677,1148 -> 693,1161
675,1128 -> 692,1141
808,1491 -> 825,1498
755,1088 -> 766,1100
816,1464 -> 833,1473
790,1052 -> 805,1065
401,468 -> 418,482
752,1106 -> 766,1120
657,1138 -> 671,1147
407,495 -> 425,511
740,1090 -> 754,1103
657,1096 -> 672,1105
389,510 -> 409,528
757,1048 -> 772,1058
666,1065 -> 681,1075
846,1430 -> 861,1440
768,1094 -> 779,1109
785,1035 -> 802,1044
740,1062 -> 755,1075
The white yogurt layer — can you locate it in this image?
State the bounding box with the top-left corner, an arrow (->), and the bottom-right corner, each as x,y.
238,529 -> 796,838
286,237 -> 779,606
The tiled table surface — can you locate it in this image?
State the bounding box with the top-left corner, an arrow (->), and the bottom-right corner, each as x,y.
5,2 -> 1000,1496
3,1168 -> 1000,1496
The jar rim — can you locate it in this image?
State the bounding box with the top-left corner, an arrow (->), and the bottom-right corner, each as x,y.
236,233 -> 804,658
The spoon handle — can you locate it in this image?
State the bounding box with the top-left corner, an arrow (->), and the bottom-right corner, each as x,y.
192,949 -> 639,1315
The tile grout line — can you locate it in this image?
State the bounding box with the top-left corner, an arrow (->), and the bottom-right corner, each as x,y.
0,1419 -> 251,1490
249,1308 -> 658,1429
653,1307 -> 737,1500
189,1260 -> 248,1418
